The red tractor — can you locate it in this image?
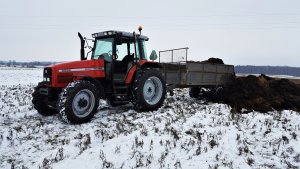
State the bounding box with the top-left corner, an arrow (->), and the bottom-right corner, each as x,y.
32,29 -> 166,124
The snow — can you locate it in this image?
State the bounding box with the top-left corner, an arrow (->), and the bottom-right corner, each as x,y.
0,67 -> 43,85
0,67 -> 300,169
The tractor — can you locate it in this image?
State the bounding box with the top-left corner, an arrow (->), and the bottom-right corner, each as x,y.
32,28 -> 166,124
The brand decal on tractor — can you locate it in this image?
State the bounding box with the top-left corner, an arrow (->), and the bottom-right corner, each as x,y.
58,67 -> 104,73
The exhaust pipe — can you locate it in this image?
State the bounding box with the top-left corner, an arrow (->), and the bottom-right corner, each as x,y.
78,32 -> 86,60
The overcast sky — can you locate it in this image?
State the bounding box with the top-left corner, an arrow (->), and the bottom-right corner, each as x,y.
0,0 -> 300,66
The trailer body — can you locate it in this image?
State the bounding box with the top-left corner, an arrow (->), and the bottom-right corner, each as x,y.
158,48 -> 235,88
160,61 -> 234,87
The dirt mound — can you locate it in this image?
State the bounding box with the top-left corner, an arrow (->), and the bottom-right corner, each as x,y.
202,58 -> 224,64
211,74 -> 300,112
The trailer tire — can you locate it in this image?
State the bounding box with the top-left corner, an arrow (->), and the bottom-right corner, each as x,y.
189,86 -> 200,98
32,85 -> 58,116
58,80 -> 100,124
131,69 -> 166,111
212,86 -> 224,100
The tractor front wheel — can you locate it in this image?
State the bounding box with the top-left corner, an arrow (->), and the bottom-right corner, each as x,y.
32,84 -> 58,116
58,80 -> 100,124
131,69 -> 166,111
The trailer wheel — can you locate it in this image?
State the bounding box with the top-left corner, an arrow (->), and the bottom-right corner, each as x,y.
200,86 -> 224,100
212,86 -> 224,100
32,85 -> 58,116
189,87 -> 200,98
58,80 -> 100,124
131,69 -> 166,111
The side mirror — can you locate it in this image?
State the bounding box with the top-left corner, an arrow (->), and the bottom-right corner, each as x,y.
116,32 -> 123,45
149,50 -> 158,61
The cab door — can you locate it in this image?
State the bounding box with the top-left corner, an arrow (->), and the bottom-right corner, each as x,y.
91,38 -> 114,79
113,40 -> 137,81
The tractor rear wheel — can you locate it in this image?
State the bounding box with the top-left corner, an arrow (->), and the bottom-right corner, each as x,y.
58,80 -> 100,124
131,69 -> 166,111
32,84 -> 58,116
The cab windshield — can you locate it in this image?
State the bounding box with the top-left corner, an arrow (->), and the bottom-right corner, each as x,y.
91,38 -> 113,61
91,37 -> 148,61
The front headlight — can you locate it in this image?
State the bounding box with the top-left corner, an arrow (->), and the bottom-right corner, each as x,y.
43,67 -> 52,84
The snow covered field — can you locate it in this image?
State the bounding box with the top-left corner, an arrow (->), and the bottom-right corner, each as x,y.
0,67 -> 43,85
0,67 -> 300,169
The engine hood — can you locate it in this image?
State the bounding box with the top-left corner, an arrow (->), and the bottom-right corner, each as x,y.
49,60 -> 104,72
47,59 -> 105,88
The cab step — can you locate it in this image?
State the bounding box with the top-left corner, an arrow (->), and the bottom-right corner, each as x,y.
114,86 -> 128,90
112,93 -> 128,97
113,79 -> 125,85
113,100 -> 129,105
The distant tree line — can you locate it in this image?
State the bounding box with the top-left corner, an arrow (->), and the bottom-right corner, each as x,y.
0,60 -> 58,68
235,65 -> 300,77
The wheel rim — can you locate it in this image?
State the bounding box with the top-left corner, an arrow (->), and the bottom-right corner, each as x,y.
72,89 -> 95,118
143,76 -> 163,105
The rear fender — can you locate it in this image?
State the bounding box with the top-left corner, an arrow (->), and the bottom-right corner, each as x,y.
125,65 -> 137,85
125,62 -> 162,85
140,62 -> 162,69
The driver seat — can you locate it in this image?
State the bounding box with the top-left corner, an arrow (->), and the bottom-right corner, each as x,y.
122,53 -> 134,64
119,53 -> 134,73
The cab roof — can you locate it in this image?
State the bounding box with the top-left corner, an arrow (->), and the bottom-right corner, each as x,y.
92,30 -> 149,41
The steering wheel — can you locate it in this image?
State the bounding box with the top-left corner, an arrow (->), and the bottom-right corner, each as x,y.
95,53 -> 111,61
107,50 -> 118,60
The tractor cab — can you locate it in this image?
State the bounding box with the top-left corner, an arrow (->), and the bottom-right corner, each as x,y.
78,29 -> 160,107
80,30 -> 150,82
91,30 -> 149,61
